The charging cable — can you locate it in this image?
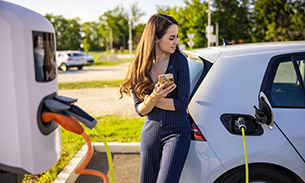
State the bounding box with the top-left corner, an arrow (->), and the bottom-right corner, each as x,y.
95,126 -> 114,183
236,117 -> 249,183
41,112 -> 109,183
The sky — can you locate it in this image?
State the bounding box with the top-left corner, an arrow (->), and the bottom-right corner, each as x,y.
3,0 -> 186,23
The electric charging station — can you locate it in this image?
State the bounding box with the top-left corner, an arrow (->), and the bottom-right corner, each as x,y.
0,1 -> 61,181
0,2 -> 112,183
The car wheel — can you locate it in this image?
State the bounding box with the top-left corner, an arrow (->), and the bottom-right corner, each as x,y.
77,65 -> 83,70
215,164 -> 294,183
60,63 -> 68,72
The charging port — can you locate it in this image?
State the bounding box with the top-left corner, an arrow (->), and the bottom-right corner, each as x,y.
37,92 -> 59,135
221,113 -> 264,136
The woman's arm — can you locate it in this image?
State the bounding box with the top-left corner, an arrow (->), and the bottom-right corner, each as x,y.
137,82 -> 176,116
172,54 -> 190,111
156,54 -> 190,111
155,98 -> 175,111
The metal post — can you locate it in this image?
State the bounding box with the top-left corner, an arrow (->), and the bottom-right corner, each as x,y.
208,0 -> 211,47
216,22 -> 219,46
128,18 -> 132,56
109,28 -> 113,52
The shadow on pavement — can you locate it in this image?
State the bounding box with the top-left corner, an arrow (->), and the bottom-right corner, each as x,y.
76,152 -> 140,183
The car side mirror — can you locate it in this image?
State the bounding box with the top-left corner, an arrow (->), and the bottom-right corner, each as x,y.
254,92 -> 274,130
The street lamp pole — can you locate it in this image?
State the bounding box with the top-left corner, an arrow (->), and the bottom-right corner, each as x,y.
110,28 -> 113,52
128,17 -> 132,56
208,0 -> 211,47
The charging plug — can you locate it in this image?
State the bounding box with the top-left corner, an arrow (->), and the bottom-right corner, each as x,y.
235,117 -> 247,132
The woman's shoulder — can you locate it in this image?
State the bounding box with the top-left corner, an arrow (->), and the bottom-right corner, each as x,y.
172,51 -> 188,67
172,51 -> 187,63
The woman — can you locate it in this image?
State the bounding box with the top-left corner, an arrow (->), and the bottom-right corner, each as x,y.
120,14 -> 191,183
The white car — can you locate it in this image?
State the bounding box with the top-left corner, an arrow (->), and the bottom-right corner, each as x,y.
71,51 -> 95,65
56,51 -> 86,72
180,41 -> 305,183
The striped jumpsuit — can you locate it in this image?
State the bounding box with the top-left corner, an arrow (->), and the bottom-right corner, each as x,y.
132,52 -> 191,183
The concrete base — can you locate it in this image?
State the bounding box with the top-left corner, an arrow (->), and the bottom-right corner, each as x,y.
53,142 -> 140,183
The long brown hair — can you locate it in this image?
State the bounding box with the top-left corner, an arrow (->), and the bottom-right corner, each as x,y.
120,14 -> 179,101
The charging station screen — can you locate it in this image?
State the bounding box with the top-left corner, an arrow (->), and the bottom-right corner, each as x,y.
33,31 -> 56,82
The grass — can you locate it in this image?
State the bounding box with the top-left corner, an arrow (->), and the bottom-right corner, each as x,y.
89,52 -> 133,67
58,80 -> 122,90
23,115 -> 144,182
94,60 -> 127,66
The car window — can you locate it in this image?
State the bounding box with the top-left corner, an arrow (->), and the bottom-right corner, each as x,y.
186,55 -> 213,99
73,53 -> 85,56
188,57 -> 204,93
271,56 -> 305,107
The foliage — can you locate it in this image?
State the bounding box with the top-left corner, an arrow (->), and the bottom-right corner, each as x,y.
47,0 -> 305,52
82,21 -> 105,51
158,0 -> 209,48
45,14 -> 82,50
252,0 -> 305,42
23,115 -> 144,182
213,0 -> 252,43
99,6 -> 129,50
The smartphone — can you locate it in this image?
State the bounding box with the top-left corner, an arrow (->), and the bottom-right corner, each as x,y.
158,73 -> 174,87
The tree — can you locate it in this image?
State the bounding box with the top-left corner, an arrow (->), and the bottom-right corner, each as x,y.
67,18 -> 82,50
45,14 -> 82,50
133,23 -> 146,45
252,0 -> 305,42
82,21 -> 105,51
158,0 -> 209,48
99,6 -> 129,51
213,0 -> 252,43
130,3 -> 146,26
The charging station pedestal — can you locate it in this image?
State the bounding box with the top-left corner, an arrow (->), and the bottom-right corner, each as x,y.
0,1 -> 61,181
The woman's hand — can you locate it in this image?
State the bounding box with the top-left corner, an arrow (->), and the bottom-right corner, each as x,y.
139,82 -> 176,115
151,81 -> 176,99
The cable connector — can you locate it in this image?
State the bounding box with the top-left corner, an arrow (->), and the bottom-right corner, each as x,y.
235,117 -> 247,132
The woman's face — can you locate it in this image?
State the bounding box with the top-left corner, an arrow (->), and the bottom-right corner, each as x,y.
156,24 -> 180,54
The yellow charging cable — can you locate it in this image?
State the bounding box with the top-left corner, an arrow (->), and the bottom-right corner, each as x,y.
94,126 -> 114,183
241,127 -> 249,183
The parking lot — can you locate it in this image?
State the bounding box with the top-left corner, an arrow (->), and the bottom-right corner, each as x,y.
57,63 -> 137,117
75,152 -> 140,183
58,63 -> 140,183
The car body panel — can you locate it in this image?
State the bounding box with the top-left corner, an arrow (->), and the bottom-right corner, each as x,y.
181,41 -> 305,182
273,108 -> 305,161
180,141 -> 225,183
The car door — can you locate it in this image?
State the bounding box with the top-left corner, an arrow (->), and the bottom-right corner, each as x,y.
261,52 -> 305,162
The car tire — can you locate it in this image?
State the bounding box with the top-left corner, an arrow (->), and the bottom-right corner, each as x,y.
214,164 -> 295,183
77,65 -> 83,70
60,63 -> 68,72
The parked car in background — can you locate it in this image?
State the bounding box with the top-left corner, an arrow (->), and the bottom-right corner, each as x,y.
83,53 -> 95,65
180,41 -> 305,183
72,51 -> 95,65
56,51 -> 86,72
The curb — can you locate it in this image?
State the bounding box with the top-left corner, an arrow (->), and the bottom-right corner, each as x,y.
53,142 -> 140,183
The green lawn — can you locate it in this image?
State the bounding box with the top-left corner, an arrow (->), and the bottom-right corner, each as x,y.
58,80 -> 122,90
89,51 -> 133,66
23,115 -> 144,182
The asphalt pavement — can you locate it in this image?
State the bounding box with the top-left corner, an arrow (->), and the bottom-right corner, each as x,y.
75,153 -> 140,183
58,58 -> 141,183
